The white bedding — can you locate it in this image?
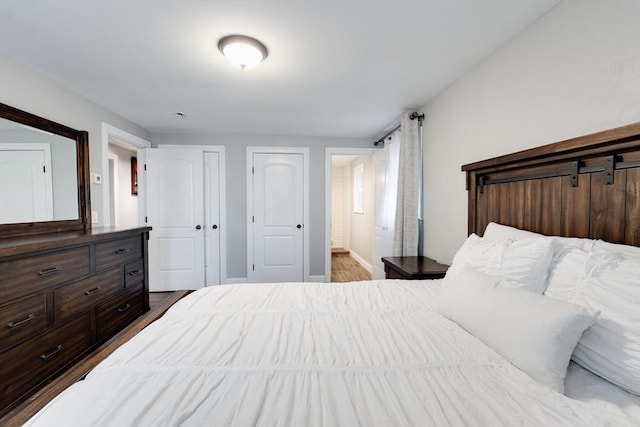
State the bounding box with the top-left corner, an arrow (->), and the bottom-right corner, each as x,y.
27,280 -> 639,426
565,362 -> 640,424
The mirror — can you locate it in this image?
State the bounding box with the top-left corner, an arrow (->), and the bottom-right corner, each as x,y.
0,103 -> 90,239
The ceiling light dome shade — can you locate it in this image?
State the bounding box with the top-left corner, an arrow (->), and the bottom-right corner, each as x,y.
218,35 -> 268,70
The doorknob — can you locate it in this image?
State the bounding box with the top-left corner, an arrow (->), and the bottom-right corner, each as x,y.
296,224 -> 302,229
195,225 -> 202,230
212,224 -> 218,230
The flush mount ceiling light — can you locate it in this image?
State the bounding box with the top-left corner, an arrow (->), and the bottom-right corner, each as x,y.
218,35 -> 268,70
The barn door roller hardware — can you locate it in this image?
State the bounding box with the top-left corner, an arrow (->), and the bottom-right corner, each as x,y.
570,160 -> 582,187
478,175 -> 485,194
603,154 -> 621,185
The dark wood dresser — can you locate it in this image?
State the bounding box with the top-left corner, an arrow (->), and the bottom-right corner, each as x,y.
0,227 -> 151,415
382,256 -> 449,280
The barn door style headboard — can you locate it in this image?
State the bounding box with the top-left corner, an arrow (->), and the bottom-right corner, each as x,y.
462,122 -> 640,247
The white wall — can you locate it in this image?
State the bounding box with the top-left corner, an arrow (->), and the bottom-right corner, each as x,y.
331,165 -> 347,249
342,164 -> 351,251
0,54 -> 151,226
108,143 -> 139,227
348,155 -> 374,267
151,133 -> 371,280
421,1 -> 640,265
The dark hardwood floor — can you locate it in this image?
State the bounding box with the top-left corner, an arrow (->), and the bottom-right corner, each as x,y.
149,291 -> 177,310
331,252 -> 372,282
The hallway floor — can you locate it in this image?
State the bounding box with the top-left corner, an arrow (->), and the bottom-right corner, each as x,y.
331,251 -> 371,282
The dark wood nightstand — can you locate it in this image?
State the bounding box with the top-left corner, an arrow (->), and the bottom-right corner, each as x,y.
381,256 -> 449,280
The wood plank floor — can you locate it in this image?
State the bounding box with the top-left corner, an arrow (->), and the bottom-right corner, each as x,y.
331,253 -> 371,282
149,291 -> 177,310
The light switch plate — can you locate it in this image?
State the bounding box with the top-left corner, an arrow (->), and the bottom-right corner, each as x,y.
91,173 -> 102,184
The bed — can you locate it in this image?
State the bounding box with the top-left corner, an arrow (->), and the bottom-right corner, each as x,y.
22,122 -> 640,426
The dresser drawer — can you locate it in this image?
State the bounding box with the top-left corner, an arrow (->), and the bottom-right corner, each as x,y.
96,283 -> 144,342
54,268 -> 123,323
124,260 -> 145,288
0,312 -> 92,409
0,247 -> 90,302
0,293 -> 49,351
95,236 -> 142,272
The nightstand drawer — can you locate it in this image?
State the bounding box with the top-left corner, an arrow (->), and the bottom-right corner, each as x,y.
54,268 -> 123,322
0,293 -> 49,351
0,247 -> 90,302
95,236 -> 142,272
0,312 -> 91,409
95,283 -> 144,342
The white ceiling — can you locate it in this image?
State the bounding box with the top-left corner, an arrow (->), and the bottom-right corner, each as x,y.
0,0 -> 559,140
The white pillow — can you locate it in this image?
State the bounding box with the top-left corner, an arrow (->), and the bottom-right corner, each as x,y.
439,267 -> 599,393
444,233 -> 554,293
481,222 -> 597,293
593,239 -> 640,260
483,222 -> 596,252
544,246 -> 592,301
483,222 -> 544,241
545,246 -> 640,395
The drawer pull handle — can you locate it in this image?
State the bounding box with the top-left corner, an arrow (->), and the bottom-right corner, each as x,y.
84,287 -> 102,296
38,266 -> 61,276
117,304 -> 132,313
128,269 -> 142,276
40,344 -> 63,361
115,248 -> 130,254
7,313 -> 36,329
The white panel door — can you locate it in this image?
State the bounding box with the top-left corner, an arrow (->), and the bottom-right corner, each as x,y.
204,152 -> 221,286
146,148 -> 204,291
0,145 -> 53,223
372,140 -> 398,280
252,153 -> 304,282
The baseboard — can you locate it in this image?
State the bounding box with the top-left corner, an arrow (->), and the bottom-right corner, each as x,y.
372,266 -> 386,280
349,250 -> 373,273
309,275 -> 327,283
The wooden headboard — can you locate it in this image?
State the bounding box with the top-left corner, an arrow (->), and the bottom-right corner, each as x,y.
462,122 -> 640,247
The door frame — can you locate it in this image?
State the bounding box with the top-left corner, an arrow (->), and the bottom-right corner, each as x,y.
247,147 -> 309,283
158,144 -> 227,285
107,152 -> 119,226
324,147 -> 377,282
101,123 -> 151,227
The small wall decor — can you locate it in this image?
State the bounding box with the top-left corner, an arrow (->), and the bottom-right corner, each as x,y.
131,156 -> 138,195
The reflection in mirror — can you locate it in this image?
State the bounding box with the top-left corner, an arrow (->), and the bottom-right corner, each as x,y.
0,118 -> 79,224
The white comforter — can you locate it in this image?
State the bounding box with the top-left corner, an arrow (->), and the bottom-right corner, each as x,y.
27,280 -> 636,426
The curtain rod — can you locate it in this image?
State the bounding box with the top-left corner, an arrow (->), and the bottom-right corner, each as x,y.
373,112 -> 424,146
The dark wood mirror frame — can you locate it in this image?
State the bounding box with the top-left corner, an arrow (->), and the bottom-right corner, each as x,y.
0,103 -> 91,239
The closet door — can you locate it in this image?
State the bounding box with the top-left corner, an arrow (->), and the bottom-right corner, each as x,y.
146,148 -> 204,291
251,152 -> 304,282
0,144 -> 53,223
204,152 -> 221,285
